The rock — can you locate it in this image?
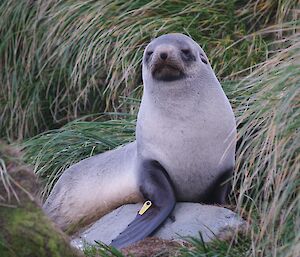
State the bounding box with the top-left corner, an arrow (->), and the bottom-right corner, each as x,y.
71,203 -> 246,250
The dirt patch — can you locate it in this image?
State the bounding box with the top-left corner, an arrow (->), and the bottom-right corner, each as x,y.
121,237 -> 191,257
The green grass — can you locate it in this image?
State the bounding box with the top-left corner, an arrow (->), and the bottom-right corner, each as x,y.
81,233 -> 251,257
1,0 -> 299,256
23,113 -> 136,198
232,31 -> 300,256
0,142 -> 28,205
1,0 -> 298,140
23,26 -> 300,256
24,24 -> 300,256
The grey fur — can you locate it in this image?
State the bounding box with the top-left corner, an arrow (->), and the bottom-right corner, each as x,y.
43,33 -> 236,231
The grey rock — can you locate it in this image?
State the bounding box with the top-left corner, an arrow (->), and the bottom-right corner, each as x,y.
71,203 -> 246,250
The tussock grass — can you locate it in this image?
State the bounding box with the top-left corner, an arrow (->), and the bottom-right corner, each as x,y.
179,234 -> 251,257
23,23 -> 300,256
0,153 -> 19,205
0,143 -> 21,204
232,30 -> 300,257
1,0 -> 298,140
23,113 -> 136,198
82,234 -> 250,257
0,142 -> 35,206
2,0 -> 299,256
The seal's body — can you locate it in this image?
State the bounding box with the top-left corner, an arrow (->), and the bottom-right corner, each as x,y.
137,68 -> 235,202
44,142 -> 142,230
44,33 -> 236,247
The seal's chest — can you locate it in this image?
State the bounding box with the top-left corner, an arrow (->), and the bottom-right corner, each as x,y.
138,99 -> 235,172
143,119 -> 219,162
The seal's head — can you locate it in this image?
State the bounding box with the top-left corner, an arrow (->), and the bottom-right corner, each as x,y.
142,33 -> 210,83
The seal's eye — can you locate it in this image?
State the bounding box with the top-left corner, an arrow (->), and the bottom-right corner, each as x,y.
181,48 -> 196,62
181,49 -> 191,55
199,53 -> 208,64
145,50 -> 153,63
146,51 -> 153,56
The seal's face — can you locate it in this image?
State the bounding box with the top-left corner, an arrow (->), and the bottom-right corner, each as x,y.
143,33 -> 209,82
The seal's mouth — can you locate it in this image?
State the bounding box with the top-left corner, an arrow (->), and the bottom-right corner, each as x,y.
151,63 -> 185,82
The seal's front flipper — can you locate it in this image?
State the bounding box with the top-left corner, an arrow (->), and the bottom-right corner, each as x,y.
110,160 -> 176,249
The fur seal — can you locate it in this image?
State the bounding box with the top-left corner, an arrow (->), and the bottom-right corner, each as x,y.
43,33 -> 236,249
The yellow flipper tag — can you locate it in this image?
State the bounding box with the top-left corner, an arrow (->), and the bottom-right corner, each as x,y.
138,200 -> 152,215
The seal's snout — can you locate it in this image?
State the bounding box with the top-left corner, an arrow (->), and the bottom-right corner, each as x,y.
160,52 -> 168,60
150,45 -> 185,82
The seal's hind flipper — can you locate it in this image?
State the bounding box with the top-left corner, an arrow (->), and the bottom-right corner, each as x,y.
110,160 -> 176,249
109,203 -> 161,248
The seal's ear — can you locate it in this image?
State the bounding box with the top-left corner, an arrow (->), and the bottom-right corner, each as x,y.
199,52 -> 208,64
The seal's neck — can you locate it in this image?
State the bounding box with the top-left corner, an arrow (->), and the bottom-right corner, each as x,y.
140,72 -> 223,116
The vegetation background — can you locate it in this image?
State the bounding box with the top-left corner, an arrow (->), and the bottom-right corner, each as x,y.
0,0 -> 299,256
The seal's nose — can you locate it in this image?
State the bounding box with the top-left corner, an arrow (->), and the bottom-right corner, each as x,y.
155,45 -> 175,62
160,52 -> 168,60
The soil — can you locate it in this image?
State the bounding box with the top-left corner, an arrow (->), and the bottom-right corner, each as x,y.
121,237 -> 191,257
